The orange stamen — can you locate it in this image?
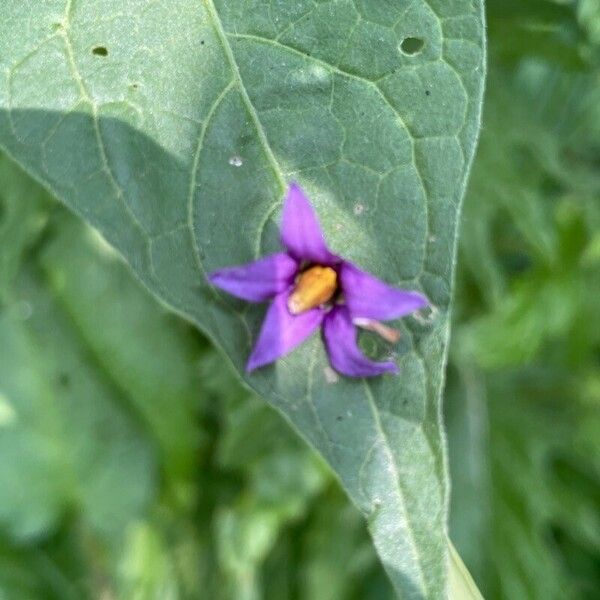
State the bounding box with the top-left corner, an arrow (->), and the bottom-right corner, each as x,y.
288,266 -> 337,314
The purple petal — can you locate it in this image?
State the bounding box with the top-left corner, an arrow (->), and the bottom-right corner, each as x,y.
322,306 -> 398,378
340,262 -> 428,321
247,291 -> 324,372
280,183 -> 338,265
208,253 -> 298,302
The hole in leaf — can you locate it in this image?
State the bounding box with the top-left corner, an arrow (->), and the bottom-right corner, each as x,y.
92,46 -> 108,57
400,37 -> 424,56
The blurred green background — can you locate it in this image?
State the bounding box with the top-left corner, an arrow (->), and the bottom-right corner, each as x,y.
1,1 -> 599,598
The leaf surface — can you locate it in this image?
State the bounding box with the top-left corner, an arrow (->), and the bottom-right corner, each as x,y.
0,1 -> 485,596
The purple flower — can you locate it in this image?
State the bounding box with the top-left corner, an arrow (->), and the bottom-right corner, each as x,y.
208,184 -> 428,377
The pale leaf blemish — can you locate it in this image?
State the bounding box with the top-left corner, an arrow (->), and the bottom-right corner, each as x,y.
413,305 -> 439,326
0,393 -> 17,427
323,365 -> 339,384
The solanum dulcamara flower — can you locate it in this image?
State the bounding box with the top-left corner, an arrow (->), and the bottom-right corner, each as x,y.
208,184 -> 428,377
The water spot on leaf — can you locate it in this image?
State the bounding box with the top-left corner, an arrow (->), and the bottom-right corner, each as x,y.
306,64 -> 328,82
353,203 -> 365,216
228,155 -> 243,167
400,37 -> 424,56
92,46 -> 108,57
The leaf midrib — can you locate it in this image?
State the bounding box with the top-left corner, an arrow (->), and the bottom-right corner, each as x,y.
202,2 -> 432,594
203,0 -> 287,191
364,379 -> 428,595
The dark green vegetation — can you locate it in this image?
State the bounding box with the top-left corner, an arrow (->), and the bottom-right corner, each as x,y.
448,1 -> 600,596
0,1 -> 599,599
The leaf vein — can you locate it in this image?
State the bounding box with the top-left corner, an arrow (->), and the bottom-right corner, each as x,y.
203,0 -> 286,191
60,0 -> 147,237
363,379 -> 429,595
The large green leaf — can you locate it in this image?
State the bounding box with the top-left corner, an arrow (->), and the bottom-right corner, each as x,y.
0,1 -> 485,596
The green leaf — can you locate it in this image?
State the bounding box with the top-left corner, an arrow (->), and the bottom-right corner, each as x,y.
40,215 -> 204,483
0,1 -> 485,596
0,154 -> 52,302
447,540 -> 484,600
0,271 -> 155,542
0,152 -> 204,540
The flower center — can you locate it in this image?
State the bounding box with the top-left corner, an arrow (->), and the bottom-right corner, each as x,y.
288,265 -> 338,315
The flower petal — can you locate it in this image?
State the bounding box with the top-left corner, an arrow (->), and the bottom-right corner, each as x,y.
247,291 -> 324,372
340,262 -> 428,321
280,183 -> 338,265
322,306 -> 398,378
208,253 -> 298,302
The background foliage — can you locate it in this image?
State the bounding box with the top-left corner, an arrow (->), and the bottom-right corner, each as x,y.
0,1 -> 599,599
